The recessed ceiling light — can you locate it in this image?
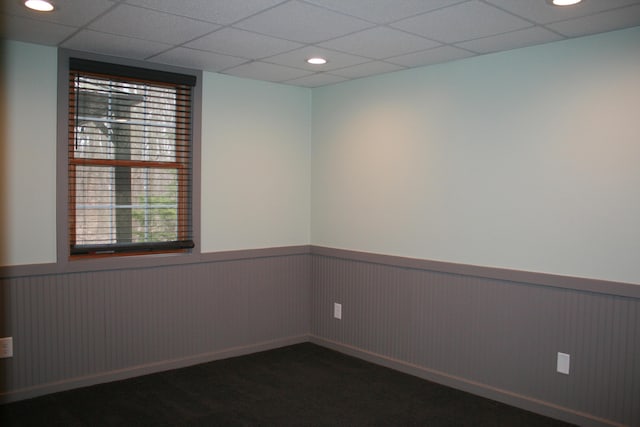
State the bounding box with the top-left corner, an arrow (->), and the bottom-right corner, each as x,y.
307,57 -> 327,65
547,0 -> 583,6
24,0 -> 55,12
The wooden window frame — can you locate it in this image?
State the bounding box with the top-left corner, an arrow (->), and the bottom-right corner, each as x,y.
58,51 -> 201,265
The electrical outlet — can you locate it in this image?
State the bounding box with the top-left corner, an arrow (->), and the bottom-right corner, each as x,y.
557,352 -> 570,375
0,337 -> 13,358
334,303 -> 342,320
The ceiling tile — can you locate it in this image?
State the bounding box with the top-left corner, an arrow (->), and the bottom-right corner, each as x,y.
331,61 -> 405,79
233,1 -> 373,44
484,0 -> 640,25
264,46 -> 370,72
282,73 -> 348,87
456,26 -> 564,54
6,0 -> 640,87
185,28 -> 302,59
62,29 -> 171,59
223,61 -> 315,82
318,27 -> 441,59
386,45 -> 475,67
1,14 -> 77,46
301,0 -> 463,24
88,4 -> 220,45
391,0 -> 532,43
546,5 -> 640,37
1,0 -> 115,27
123,0 -> 286,25
149,47 -> 248,72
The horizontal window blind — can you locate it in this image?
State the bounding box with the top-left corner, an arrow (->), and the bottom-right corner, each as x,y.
68,60 -> 195,256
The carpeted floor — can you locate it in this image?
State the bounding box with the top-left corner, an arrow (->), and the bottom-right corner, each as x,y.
1,343 -> 574,426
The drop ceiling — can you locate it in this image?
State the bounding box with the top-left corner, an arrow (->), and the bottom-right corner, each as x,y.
2,0 -> 640,87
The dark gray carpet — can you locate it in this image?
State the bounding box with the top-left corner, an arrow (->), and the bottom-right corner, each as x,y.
1,343 -> 574,426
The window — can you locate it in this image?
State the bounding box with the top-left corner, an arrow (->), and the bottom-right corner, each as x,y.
67,59 -> 196,258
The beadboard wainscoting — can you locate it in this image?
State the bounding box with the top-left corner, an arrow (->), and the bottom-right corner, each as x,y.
310,247 -> 640,427
0,247 -> 311,403
1,246 -> 639,427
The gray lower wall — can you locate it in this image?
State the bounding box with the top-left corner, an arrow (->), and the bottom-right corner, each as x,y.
2,245 -> 639,427
311,247 -> 640,427
0,247 -> 311,403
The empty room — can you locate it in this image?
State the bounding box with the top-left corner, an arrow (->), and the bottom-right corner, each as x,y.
1,1 -> 639,426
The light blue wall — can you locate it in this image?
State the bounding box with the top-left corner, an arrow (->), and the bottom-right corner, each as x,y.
1,41 -> 57,266
4,27 -> 640,285
311,27 -> 640,285
0,41 -> 312,266
201,73 -> 311,252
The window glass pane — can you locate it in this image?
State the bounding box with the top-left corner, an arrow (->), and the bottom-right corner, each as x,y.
73,76 -> 178,162
75,166 -> 179,245
131,167 -> 178,243
74,166 -> 116,245
74,120 -> 115,160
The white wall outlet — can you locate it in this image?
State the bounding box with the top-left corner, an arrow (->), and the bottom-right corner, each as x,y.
0,337 -> 13,358
557,352 -> 570,375
333,302 -> 342,320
